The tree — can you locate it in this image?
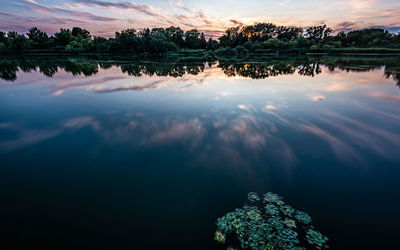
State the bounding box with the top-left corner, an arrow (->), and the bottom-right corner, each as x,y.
185,29 -> 200,49
71,27 -> 91,39
54,29 -> 73,47
276,26 -> 303,41
206,38 -> 218,50
296,37 -> 310,51
93,36 -> 108,53
305,25 -> 332,43
115,28 -> 139,52
263,38 -> 286,53
27,27 -> 49,49
199,33 -> 207,49
165,26 -> 185,47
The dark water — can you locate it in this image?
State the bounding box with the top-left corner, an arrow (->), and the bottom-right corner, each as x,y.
0,56 -> 399,249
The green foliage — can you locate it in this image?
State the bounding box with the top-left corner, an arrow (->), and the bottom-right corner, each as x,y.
71,27 -> 91,39
215,47 -> 237,57
215,192 -> 329,249
26,27 -> 49,49
336,28 -> 394,48
1,23 -> 400,56
263,38 -> 286,51
0,42 -> 6,54
55,29 -> 73,47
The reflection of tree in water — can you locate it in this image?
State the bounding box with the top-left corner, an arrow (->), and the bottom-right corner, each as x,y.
219,63 -> 296,79
0,56 -> 399,87
0,57 -> 208,81
0,60 -> 18,81
120,62 -> 205,77
297,63 -> 322,77
384,70 -> 400,88
63,59 -> 99,76
0,57 -> 99,80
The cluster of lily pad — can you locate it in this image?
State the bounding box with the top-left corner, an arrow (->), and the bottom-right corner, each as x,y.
214,192 -> 329,249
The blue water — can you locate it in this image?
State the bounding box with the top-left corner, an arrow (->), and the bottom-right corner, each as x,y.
0,56 -> 399,249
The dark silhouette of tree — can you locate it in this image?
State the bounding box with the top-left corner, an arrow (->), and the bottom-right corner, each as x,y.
54,29 -> 73,47
305,25 -> 332,42
26,27 -> 49,49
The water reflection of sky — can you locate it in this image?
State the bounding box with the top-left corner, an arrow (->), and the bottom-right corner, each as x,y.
1,60 -> 400,249
1,63 -> 399,164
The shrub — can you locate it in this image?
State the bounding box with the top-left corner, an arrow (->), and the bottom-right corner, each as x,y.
215,47 -> 237,57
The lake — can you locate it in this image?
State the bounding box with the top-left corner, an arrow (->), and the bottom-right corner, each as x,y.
0,56 -> 399,249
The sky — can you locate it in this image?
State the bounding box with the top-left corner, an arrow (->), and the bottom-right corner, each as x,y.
0,0 -> 399,37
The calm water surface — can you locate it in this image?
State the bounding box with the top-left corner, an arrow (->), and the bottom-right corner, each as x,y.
0,56 -> 399,249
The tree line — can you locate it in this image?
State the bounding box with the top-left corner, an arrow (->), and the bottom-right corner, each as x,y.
0,23 -> 400,55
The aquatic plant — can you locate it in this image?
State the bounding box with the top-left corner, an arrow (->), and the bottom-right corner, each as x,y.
281,205 -> 296,216
248,192 -> 260,203
214,230 -> 226,244
284,218 -> 297,228
215,192 -> 329,249
295,210 -> 312,224
265,204 -> 280,216
264,192 -> 282,203
306,229 -> 329,247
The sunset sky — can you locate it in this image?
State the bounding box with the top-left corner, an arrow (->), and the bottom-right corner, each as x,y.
1,0 -> 399,37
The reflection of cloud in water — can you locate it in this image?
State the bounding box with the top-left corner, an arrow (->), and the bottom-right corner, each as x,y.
217,114 -> 298,167
2,103 -> 399,167
323,113 -> 400,157
0,116 -> 101,153
63,116 -> 101,131
237,104 -> 254,113
296,110 -> 400,163
215,91 -> 234,100
101,121 -> 138,144
298,124 -> 362,162
367,92 -> 400,104
148,118 -> 205,149
0,129 -> 63,153
218,115 -> 268,150
94,80 -> 168,93
310,95 -> 325,101
50,74 -> 127,96
100,117 -> 206,150
264,104 -> 277,110
0,123 -> 13,129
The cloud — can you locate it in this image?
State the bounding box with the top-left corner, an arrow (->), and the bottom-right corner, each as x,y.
24,0 -> 118,22
1,0 -> 399,44
175,0 -> 191,12
334,21 -> 357,32
73,0 -> 161,17
230,19 -> 244,26
0,10 -> 87,33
